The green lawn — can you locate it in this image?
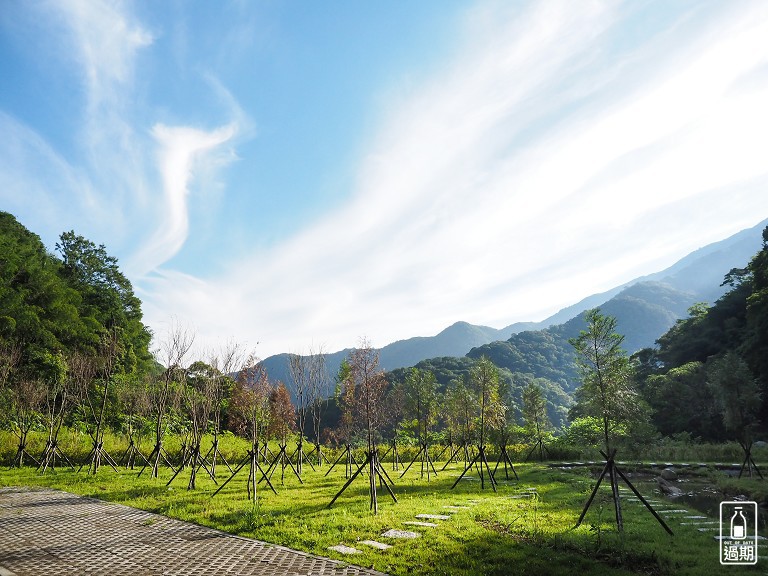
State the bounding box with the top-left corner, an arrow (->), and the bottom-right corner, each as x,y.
1,442 -> 763,576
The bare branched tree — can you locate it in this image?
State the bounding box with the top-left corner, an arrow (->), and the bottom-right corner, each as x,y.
8,375 -> 45,468
206,340 -> 245,477
307,345 -> 330,465
218,357 -> 277,500
143,320 -> 195,478
39,351 -> 75,472
80,329 -> 122,474
329,339 -> 396,513
288,352 -> 310,473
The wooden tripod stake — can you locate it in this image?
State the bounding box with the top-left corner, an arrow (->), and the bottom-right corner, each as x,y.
325,444 -> 362,479
738,441 -> 764,479
574,449 -> 673,535
328,448 -> 397,512
399,442 -> 438,480
213,445 -> 278,500
492,444 -> 518,481
451,445 -> 498,492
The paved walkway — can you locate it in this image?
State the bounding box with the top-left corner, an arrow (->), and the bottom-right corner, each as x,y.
0,487 -> 387,576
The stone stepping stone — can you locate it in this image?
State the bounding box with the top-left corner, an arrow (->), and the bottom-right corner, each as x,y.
328,544 -> 361,555
698,527 -> 719,532
443,505 -> 470,510
683,515 -> 707,519
660,510 -> 690,515
415,514 -> 451,521
404,521 -> 438,527
361,540 -> 392,550
680,521 -> 719,526
382,529 -> 420,539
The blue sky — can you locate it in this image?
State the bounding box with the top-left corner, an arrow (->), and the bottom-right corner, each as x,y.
2,0 -> 768,359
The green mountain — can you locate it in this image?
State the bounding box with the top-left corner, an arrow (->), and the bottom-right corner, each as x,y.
263,217 -> 768,389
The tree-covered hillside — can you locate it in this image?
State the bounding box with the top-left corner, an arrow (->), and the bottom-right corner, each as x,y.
0,212 -> 152,375
635,225 -> 768,440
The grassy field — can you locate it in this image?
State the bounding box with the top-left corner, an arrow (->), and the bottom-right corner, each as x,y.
1,433 -> 765,575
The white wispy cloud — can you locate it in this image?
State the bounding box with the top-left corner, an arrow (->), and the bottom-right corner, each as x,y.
140,0 -> 768,357
128,122 -> 238,275
0,1 -> 241,275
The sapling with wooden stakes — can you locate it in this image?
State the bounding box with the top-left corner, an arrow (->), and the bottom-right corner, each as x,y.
140,320 -> 194,479
522,382 -> 552,462
570,308 -> 673,536
324,358 -> 362,479
442,376 -> 475,471
203,341 -> 244,479
214,359 -> 277,499
708,351 -> 764,479
116,373 -> 151,469
451,357 -> 507,491
287,351 -> 315,474
38,351 -> 76,473
398,367 -> 440,480
305,345 -> 331,467
79,329 -> 123,475
264,381 -> 303,485
166,359 -> 218,490
328,340 -> 396,513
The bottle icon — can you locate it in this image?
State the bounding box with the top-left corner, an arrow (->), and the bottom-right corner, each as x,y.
731,507 -> 747,540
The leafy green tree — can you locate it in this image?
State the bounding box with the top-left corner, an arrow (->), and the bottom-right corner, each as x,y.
569,309 -> 647,454
522,382 -> 550,459
402,367 -> 439,444
445,375 -> 474,447
55,231 -> 152,371
640,361 -> 722,439
708,352 -> 761,446
471,356 -> 506,448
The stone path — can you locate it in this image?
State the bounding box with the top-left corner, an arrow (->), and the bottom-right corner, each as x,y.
0,487 -> 387,576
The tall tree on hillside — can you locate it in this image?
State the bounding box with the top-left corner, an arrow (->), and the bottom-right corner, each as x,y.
743,226 -> 768,416
55,231 -> 152,368
571,309 -> 671,535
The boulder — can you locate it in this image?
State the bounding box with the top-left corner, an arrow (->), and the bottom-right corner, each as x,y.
656,477 -> 684,496
660,468 -> 678,481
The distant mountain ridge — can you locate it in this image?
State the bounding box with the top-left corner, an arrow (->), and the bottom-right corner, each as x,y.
262,217 -> 768,388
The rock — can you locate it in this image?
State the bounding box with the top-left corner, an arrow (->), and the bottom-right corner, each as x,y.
404,521 -> 438,527
328,545 -> 361,555
382,529 -> 421,539
754,440 -> 767,448
656,477 -> 684,496
360,540 -> 392,550
660,468 -> 678,481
